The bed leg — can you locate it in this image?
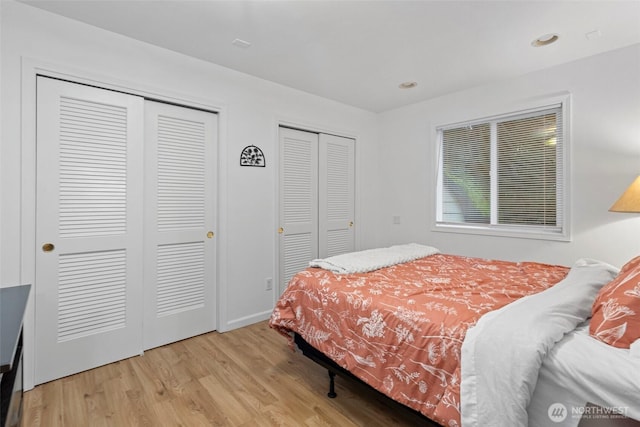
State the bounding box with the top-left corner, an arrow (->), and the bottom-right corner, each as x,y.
327,370 -> 337,398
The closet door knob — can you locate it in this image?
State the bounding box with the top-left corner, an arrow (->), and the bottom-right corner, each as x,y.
42,243 -> 55,252
207,231 -> 214,239
278,227 -> 284,234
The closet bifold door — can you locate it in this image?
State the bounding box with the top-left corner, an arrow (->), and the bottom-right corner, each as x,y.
143,101 -> 217,351
278,128 -> 355,295
35,77 -> 145,384
318,134 -> 355,258
278,128 -> 319,295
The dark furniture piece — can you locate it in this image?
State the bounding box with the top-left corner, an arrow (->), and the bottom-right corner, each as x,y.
1,285 -> 30,427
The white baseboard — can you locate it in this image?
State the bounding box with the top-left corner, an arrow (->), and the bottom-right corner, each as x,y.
220,309 -> 272,332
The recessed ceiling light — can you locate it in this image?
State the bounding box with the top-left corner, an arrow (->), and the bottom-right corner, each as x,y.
399,81 -> 418,89
531,33 -> 559,47
232,38 -> 252,49
585,29 -> 602,41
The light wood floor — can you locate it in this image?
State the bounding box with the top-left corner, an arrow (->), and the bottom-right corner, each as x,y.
24,321 -> 433,426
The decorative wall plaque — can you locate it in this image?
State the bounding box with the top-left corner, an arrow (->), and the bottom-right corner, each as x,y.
240,145 -> 265,167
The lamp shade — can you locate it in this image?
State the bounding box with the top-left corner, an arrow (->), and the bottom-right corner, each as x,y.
610,175 -> 640,213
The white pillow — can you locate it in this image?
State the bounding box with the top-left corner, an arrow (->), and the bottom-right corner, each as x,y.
631,339 -> 640,358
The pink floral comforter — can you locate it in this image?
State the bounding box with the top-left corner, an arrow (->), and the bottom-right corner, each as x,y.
269,254 -> 569,427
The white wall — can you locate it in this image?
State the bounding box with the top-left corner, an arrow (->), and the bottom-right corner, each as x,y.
377,44 -> 640,268
0,0 -> 381,387
3,0 -> 639,390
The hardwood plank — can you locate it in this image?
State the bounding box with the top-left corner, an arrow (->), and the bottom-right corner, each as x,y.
24,321 -> 427,426
34,379 -> 66,426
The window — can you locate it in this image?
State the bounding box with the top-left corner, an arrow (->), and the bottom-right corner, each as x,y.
435,101 -> 568,240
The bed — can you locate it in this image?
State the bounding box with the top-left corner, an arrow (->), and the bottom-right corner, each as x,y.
528,323 -> 640,427
269,244 -> 640,427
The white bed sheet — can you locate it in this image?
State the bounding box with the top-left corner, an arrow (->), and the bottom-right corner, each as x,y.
528,322 -> 640,427
461,258 -> 619,427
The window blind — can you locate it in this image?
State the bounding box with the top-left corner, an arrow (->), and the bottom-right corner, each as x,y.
442,124 -> 491,224
497,110 -> 561,228
438,104 -> 564,235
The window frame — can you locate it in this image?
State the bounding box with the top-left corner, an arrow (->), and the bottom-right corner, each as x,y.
433,94 -> 571,241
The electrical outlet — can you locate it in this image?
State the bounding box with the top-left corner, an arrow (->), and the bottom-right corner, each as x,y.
265,277 -> 273,291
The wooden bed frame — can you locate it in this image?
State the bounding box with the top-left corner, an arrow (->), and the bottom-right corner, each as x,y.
294,333 -> 442,427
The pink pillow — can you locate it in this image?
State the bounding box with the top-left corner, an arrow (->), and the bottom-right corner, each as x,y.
590,256 -> 640,348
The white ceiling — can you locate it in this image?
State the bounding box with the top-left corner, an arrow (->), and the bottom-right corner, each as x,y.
20,0 -> 640,112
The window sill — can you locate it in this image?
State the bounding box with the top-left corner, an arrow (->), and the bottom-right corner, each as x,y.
432,222 -> 571,242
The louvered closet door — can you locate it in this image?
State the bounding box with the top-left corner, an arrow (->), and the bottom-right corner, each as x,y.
35,77 -> 144,384
143,101 -> 217,350
319,134 -> 355,258
278,128 -> 319,295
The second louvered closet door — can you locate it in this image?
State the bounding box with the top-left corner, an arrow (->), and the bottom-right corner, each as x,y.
143,100 -> 217,350
318,133 -> 355,258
